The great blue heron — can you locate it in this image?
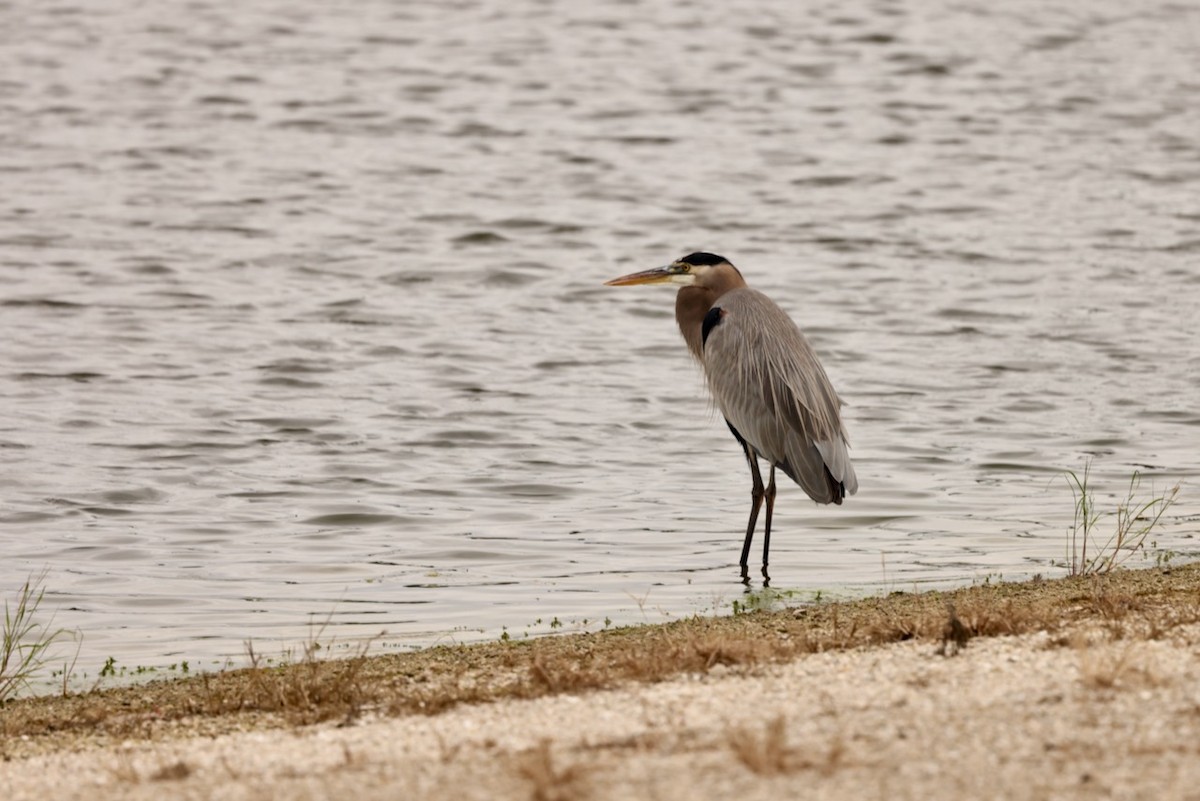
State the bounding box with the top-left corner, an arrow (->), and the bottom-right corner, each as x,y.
606,252 -> 857,582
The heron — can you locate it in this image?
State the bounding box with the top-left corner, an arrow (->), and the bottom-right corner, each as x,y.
605,252 -> 857,583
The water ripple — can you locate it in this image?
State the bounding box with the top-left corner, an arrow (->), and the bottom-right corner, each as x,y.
0,0 -> 1198,684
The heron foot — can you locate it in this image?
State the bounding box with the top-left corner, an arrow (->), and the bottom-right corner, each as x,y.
761,563 -> 771,587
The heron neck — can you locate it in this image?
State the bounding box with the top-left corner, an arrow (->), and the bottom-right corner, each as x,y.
675,286 -> 716,360
675,266 -> 746,359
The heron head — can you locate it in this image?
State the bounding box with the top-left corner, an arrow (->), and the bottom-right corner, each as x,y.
604,252 -> 735,288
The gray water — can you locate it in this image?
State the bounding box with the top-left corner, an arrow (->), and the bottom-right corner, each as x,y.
2,0 -> 1199,682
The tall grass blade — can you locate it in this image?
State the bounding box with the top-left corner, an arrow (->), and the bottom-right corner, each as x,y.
1,571 -> 77,703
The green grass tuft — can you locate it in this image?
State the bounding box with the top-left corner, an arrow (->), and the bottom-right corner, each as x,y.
1065,462 -> 1179,577
1,571 -> 78,703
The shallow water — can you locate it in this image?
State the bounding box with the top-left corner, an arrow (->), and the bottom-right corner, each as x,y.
2,0 -> 1199,681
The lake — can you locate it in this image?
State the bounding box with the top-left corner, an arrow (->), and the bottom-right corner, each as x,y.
1,0 -> 1198,684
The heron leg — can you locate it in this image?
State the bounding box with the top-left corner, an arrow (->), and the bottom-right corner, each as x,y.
738,443 -> 765,582
761,465 -> 777,583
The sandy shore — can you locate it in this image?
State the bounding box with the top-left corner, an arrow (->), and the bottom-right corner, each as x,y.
3,566 -> 1200,800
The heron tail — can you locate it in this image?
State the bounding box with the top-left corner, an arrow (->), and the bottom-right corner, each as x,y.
778,438 -> 857,505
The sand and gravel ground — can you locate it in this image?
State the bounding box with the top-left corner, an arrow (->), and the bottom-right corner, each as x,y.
4,565 -> 1200,800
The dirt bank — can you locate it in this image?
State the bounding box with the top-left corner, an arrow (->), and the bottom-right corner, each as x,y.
3,565 -> 1199,800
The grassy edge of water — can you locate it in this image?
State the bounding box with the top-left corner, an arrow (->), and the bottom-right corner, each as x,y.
2,561 -> 1199,760
1064,462 -> 1181,576
0,571 -> 78,705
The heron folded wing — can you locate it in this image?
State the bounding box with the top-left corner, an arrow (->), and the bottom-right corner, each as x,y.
701,288 -> 857,503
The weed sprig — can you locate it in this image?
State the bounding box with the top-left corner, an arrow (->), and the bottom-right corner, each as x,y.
1065,463 -> 1179,577
1,571 -> 77,703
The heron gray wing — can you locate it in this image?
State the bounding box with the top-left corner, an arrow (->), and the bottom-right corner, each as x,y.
701,288 -> 858,503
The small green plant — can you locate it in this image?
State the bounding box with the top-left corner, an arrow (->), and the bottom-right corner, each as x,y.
733,587 -> 797,616
1150,541 -> 1178,569
100,656 -> 118,677
1065,463 -> 1180,577
1,571 -> 77,702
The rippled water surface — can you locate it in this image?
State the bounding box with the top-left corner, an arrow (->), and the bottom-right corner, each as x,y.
3,0 -> 1199,678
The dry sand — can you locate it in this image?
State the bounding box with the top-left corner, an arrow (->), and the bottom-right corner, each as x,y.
4,566 -> 1200,800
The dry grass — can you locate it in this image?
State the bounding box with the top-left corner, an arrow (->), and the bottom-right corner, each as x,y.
2,564 -> 1199,760
730,715 -> 845,777
1077,645 -> 1164,691
148,760 -> 193,782
516,740 -> 592,801
730,715 -> 792,776
197,640 -> 374,726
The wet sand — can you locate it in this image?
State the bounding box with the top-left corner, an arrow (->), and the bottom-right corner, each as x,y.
3,564 -> 1199,800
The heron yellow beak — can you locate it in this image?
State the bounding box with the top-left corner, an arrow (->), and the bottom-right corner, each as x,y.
604,266 -> 676,286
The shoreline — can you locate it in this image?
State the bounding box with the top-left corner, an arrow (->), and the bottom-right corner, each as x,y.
3,563 -> 1200,798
